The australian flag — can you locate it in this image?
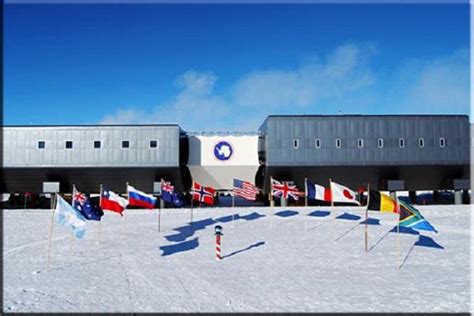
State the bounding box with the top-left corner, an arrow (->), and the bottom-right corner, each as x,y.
72,187 -> 104,221
161,181 -> 184,208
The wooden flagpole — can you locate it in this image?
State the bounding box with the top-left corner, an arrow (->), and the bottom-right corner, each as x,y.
304,177 -> 308,207
70,184 -> 75,254
395,193 -> 401,270
158,178 -> 164,233
46,193 -> 58,271
365,183 -> 370,252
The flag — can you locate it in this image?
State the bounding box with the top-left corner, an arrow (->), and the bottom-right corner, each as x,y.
271,179 -> 300,200
367,190 -> 399,213
100,189 -> 128,215
161,180 -> 184,207
127,185 -> 156,209
55,194 -> 87,239
233,179 -> 259,201
161,180 -> 175,204
172,191 -> 185,208
192,182 -> 215,205
331,181 -> 360,205
72,186 -> 103,221
398,200 -> 437,233
307,181 -> 331,201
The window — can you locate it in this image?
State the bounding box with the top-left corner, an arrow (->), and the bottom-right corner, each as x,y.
418,137 -> 424,148
399,138 -> 405,148
94,140 -> 101,149
315,138 -> 321,149
335,138 -> 342,148
150,140 -> 158,148
293,138 -> 299,149
377,138 -> 384,149
38,141 -> 45,149
65,141 -> 73,149
439,137 -> 446,148
122,140 -> 130,149
357,138 -> 364,148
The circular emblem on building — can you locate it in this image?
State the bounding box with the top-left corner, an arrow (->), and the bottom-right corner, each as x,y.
214,141 -> 233,161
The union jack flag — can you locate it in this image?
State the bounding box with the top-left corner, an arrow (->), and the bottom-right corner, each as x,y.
271,179 -> 301,200
161,180 -> 174,193
191,182 -> 215,205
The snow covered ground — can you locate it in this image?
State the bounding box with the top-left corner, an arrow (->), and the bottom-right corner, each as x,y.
3,205 -> 471,313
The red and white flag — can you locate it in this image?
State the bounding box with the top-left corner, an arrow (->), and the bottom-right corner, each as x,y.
100,189 -> 129,215
330,181 -> 360,205
191,182 -> 215,205
271,179 -> 300,200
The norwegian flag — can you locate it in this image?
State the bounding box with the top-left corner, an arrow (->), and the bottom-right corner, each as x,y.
271,179 -> 301,200
191,182 -> 215,205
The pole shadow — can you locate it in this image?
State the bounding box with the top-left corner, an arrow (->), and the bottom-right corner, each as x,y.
400,234 -> 444,269
221,241 -> 266,259
335,221 -> 361,242
165,218 -> 216,242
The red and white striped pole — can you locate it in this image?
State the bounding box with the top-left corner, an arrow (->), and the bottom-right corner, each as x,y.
215,225 -> 223,261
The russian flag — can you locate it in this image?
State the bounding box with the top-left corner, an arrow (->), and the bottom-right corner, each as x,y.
127,185 -> 157,209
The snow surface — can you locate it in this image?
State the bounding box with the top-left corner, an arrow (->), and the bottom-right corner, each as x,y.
3,205 -> 471,312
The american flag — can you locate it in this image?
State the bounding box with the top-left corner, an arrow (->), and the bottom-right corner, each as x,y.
271,179 -> 300,200
232,179 -> 259,201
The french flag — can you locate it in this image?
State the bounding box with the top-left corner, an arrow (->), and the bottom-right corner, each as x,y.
127,185 -> 157,209
307,181 -> 331,202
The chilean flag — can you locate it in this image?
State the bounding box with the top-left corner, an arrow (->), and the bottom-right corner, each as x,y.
100,189 -> 129,215
127,185 -> 157,209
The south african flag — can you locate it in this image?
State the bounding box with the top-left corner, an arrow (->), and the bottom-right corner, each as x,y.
398,200 -> 438,233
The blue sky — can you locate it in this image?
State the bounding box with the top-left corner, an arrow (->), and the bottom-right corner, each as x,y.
5,3 -> 470,131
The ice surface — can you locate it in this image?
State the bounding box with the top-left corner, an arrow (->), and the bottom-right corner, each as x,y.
3,205 -> 471,312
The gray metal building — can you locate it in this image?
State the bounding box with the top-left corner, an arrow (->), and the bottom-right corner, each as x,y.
256,115 -> 470,193
2,125 -> 191,193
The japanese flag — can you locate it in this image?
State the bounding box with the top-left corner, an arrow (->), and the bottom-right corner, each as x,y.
331,181 -> 360,205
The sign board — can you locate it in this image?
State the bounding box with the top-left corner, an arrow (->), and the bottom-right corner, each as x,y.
387,180 -> 405,191
43,182 -> 60,193
153,182 -> 162,194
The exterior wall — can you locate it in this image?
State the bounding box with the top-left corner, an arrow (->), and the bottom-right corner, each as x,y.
260,115 -> 469,167
188,134 -> 259,190
4,125 -> 181,168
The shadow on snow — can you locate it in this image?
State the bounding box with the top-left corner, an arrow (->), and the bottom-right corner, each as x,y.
308,210 -> 330,217
275,210 -> 299,218
160,237 -> 199,256
221,241 -> 266,259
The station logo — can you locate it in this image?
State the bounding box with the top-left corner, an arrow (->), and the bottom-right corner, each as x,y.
214,141 -> 233,161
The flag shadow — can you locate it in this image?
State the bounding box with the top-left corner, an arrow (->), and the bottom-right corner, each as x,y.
400,234 -> 444,269
336,212 -> 361,221
308,210 -> 330,217
275,210 -> 298,218
221,241 -> 266,259
238,212 -> 266,221
160,237 -> 199,256
165,218 -> 216,242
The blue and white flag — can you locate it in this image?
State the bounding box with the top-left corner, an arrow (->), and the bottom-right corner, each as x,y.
55,195 -> 87,239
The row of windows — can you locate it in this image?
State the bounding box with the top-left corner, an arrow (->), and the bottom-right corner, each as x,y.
37,140 -> 159,150
293,137 -> 446,149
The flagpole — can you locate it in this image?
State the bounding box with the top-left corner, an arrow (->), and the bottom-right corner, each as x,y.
190,181 -> 194,224
365,183 -> 370,253
330,178 -> 334,241
232,191 -> 235,208
70,184 -> 75,254
396,193 -> 400,270
125,182 -> 129,234
158,179 -> 164,233
304,177 -> 308,207
99,184 -> 103,243
46,193 -> 58,271
270,176 -> 274,207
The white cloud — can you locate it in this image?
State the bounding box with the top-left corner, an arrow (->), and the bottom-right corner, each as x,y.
98,43 -> 469,131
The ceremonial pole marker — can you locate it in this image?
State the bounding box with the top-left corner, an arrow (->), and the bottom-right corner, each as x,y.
214,225 -> 223,261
